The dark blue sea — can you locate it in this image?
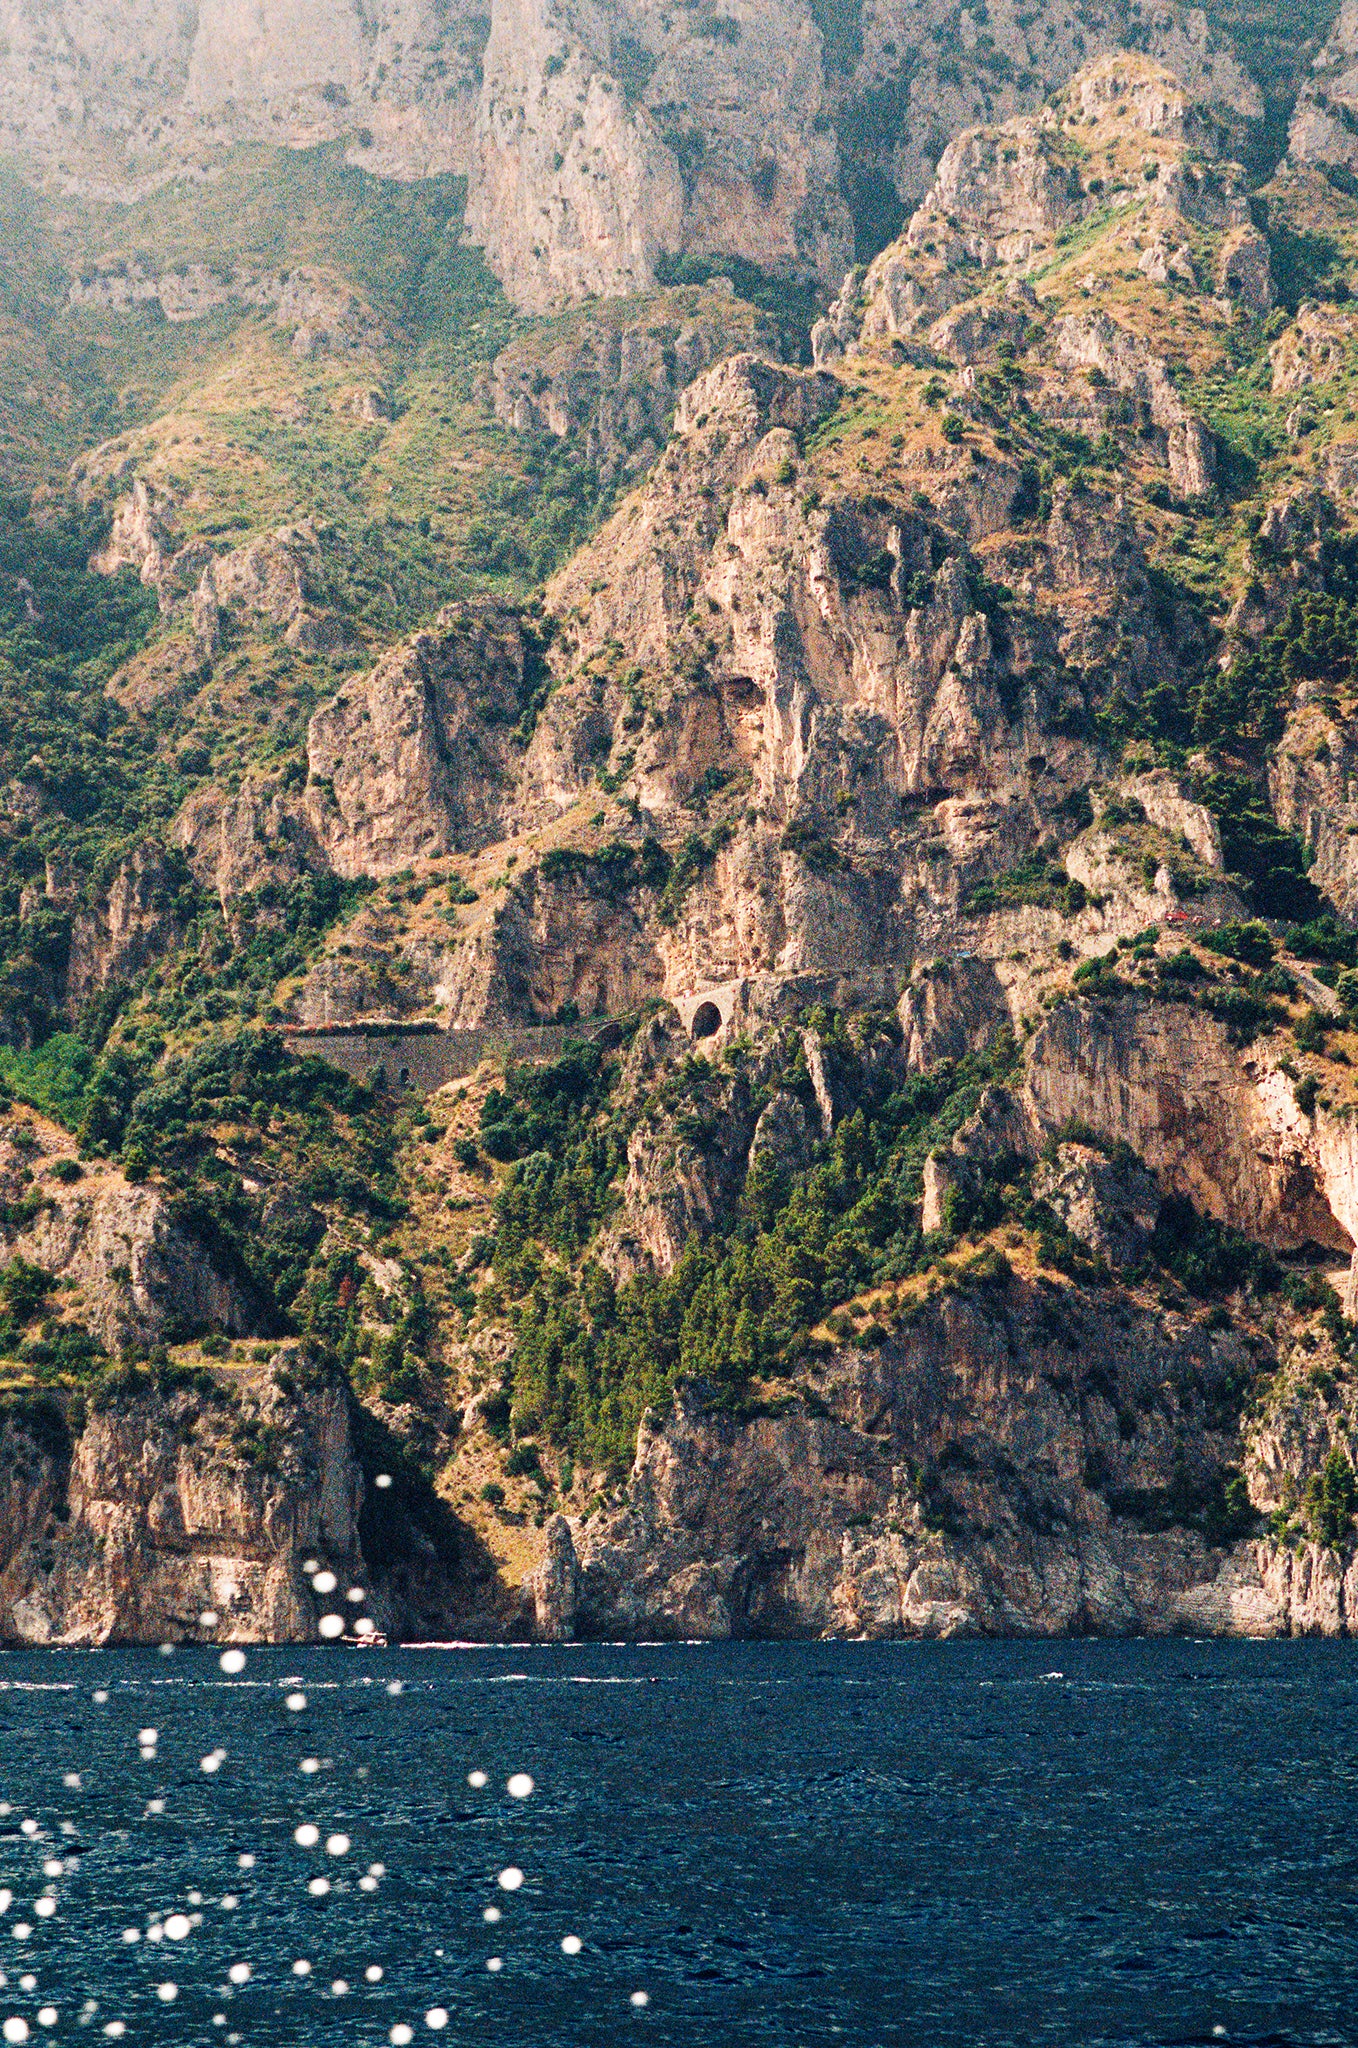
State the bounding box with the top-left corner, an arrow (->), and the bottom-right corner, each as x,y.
0,1639 -> 1354,2047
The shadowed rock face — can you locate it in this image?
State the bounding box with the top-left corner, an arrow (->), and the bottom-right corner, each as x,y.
559,1283 -> 1353,1641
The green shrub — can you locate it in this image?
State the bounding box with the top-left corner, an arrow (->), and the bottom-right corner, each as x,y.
1305,1447 -> 1358,1549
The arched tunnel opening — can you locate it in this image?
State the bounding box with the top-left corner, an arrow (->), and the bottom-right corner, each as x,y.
690,1001 -> 722,1040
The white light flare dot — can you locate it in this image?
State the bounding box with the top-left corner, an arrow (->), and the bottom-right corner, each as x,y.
425,2013 -> 449,2033
317,1616 -> 344,1641
36,2013 -> 55,2032
325,1835 -> 350,1858
285,1693 -> 307,1713
219,1651 -> 246,1676
374,1473 -> 392,1489
300,1758 -> 322,1776
485,1956 -> 503,1974
506,1773 -> 534,1800
164,1915 -> 191,1942
292,1961 -> 311,1978
199,1610 -> 219,1630
561,1935 -> 583,1956
294,1826 -> 320,1849
482,1907 -> 501,1925
33,1900 -> 56,1921
365,1967 -> 383,1984
390,2030 -> 414,2047
497,1867 -> 524,1893
466,1771 -> 487,1790
3,2020 -> 29,2044
227,1964 -> 250,1986
311,1571 -> 337,1596
307,1878 -> 331,1898
630,1991 -> 650,2009
156,1984 -> 178,2003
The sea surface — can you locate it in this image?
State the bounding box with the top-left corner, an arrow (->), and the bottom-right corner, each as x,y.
0,1638 -> 1354,2047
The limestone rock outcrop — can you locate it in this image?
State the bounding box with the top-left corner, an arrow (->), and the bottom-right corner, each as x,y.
467,0 -> 851,310
566,1283 -> 1325,1639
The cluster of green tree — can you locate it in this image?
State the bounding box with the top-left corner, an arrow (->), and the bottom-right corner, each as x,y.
963,848 -> 1088,916
492,1023 -> 1020,1469
19,1031 -> 400,1335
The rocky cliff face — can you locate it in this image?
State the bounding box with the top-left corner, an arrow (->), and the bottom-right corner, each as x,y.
0,0 -> 1281,316
0,1357 -> 501,1645
11,43 -> 1358,1645
554,1280 -> 1327,1640
0,0 -> 488,190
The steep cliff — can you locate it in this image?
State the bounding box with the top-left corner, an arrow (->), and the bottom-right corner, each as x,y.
7,43 -> 1358,1645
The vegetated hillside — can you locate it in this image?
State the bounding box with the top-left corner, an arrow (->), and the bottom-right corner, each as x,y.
8,36 -> 1358,1642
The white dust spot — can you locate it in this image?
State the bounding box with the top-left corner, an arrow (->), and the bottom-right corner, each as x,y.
506,1774 -> 534,1799
227,1964 -> 250,1986
355,1618 -> 377,1637
386,1681 -> 403,1697
145,1801 -> 165,1816
390,2030 -> 413,2046
292,1961 -> 311,1978
346,1587 -> 365,1603
120,1930 -> 139,1946
425,2013 -> 449,2032
497,1867 -> 524,1892
137,1730 -> 157,1748
219,1897 -> 239,1912
285,1693 -> 307,1713
199,1611 -> 219,1630
36,2013 -> 55,2031
33,1900 -> 55,1921
294,1825 -> 320,1848
3,2019 -> 29,2043
200,1751 -> 225,1774
325,1835 -> 350,1858
485,1957 -> 502,1974
359,1877 -> 377,1893
561,1936 -> 582,1956
374,1474 -> 392,1489
219,1651 -> 246,1676
317,1616 -> 344,1640
61,1774 -> 80,1790
466,1772 -> 487,1790
40,1866 -> 60,1882
330,1981 -> 349,1997
630,1992 -> 650,2008
164,1916 -> 191,1941
156,1984 -> 178,2003
237,1855 -> 255,1871
482,1907 -> 501,1925
307,1879 -> 331,1898
102,2028 -> 125,2041
300,1758 -> 321,1776
311,1572 -> 338,1596
365,1967 -> 383,1983
92,1691 -> 108,1704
